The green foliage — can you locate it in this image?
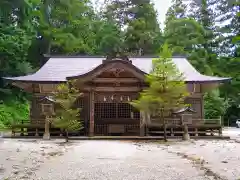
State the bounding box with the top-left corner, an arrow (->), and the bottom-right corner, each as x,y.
104,0 -> 163,55
0,100 -> 29,129
93,19 -> 124,56
52,81 -> 82,140
0,0 -> 239,127
165,18 -> 205,54
165,0 -> 187,24
0,25 -> 34,77
131,43 -> 189,116
26,0 -> 97,54
204,90 -> 229,119
164,0 -> 239,121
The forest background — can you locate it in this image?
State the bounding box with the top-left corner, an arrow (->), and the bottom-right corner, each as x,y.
0,0 -> 239,128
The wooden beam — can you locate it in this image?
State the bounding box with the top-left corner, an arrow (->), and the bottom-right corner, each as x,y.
12,82 -> 32,92
92,78 -> 140,83
82,86 -> 143,92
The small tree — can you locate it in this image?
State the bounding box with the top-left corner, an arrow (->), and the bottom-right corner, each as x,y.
52,81 -> 82,142
131,43 -> 189,141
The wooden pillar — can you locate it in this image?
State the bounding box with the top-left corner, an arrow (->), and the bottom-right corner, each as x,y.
219,127 -> 223,136
211,129 -> 214,136
195,128 -> 198,136
43,116 -> 50,140
182,115 -> 190,141
35,128 -> 39,137
11,128 -> 15,137
170,128 -> 174,137
140,111 -> 146,137
20,120 -> 24,136
146,113 -> 150,136
89,91 -> 95,136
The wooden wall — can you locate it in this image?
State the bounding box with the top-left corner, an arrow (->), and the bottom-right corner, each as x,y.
29,79 -> 204,128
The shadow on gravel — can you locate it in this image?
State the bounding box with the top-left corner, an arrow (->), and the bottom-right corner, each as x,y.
159,146 -> 228,180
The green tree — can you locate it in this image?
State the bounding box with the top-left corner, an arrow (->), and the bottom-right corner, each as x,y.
27,0 -> 97,55
214,1 -> 240,122
164,0 -> 230,121
104,0 -> 163,55
0,0 -> 36,129
92,10 -> 124,56
215,0 -> 240,56
131,44 -> 189,141
164,0 -> 212,73
204,89 -> 229,120
165,0 -> 187,25
52,81 -> 82,142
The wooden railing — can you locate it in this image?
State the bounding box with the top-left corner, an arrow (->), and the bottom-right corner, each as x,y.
148,117 -> 222,126
204,118 -> 222,125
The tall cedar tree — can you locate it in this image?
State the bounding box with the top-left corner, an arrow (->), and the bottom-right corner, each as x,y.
188,0 -> 232,120
164,0 -> 187,25
164,0 -> 210,74
215,1 -> 240,124
131,44 -> 189,141
28,0 -> 96,55
215,0 -> 240,56
165,0 -> 228,120
52,81 -> 82,142
104,0 -> 162,56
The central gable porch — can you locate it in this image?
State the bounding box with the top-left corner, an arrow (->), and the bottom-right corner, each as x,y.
69,59 -> 146,136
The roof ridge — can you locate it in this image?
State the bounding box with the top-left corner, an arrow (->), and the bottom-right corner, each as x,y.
44,54 -> 187,59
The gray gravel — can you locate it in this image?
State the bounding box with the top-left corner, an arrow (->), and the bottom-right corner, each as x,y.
164,140 -> 240,180
29,141 -> 210,180
1,138 -> 240,180
0,139 -> 71,180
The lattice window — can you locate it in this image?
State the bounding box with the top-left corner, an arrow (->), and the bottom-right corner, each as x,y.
94,102 -> 140,119
132,106 -> 140,119
75,96 -> 85,109
118,103 -> 131,118
95,103 -> 117,119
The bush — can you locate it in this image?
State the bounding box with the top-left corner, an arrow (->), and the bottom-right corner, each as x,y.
0,99 -> 29,129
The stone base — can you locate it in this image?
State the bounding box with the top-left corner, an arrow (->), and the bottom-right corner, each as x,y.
182,133 -> 190,141
43,133 -> 50,140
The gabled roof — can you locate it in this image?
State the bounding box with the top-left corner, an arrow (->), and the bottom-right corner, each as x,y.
173,106 -> 197,114
3,56 -> 231,83
39,96 -> 55,103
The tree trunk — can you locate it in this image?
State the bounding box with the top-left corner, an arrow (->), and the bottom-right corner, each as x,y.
182,124 -> 190,141
163,121 -> 167,142
161,109 -> 167,142
43,117 -> 50,140
65,130 -> 69,143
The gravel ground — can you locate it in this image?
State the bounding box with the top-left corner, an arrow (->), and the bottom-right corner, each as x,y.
161,140 -> 240,180
28,141 -> 210,180
0,139 -> 73,180
0,139 -> 240,180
